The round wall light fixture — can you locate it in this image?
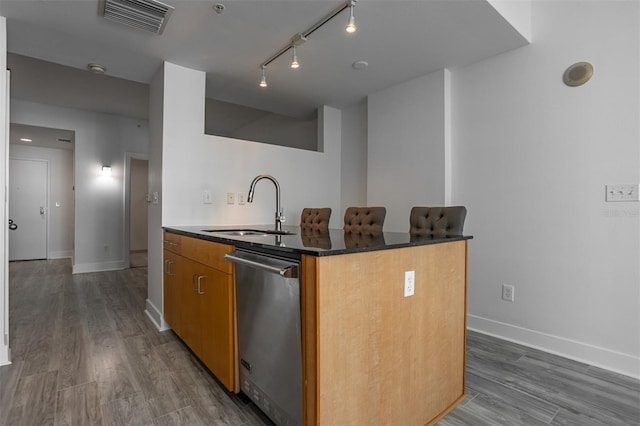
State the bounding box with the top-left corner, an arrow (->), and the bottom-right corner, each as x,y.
563,62 -> 593,87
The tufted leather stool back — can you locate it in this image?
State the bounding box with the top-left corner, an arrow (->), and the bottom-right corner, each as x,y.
409,206 -> 467,236
343,207 -> 386,234
300,208 -> 332,232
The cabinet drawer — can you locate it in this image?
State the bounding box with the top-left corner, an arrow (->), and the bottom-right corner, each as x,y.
163,231 -> 182,254
181,236 -> 234,273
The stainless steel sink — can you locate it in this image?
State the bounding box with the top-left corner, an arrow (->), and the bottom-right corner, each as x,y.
201,229 -> 296,236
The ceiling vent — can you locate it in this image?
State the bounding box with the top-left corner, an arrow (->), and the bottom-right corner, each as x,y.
98,0 -> 174,35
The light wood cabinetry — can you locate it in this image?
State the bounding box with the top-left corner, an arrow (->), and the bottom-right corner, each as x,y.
163,231 -> 236,391
301,240 -> 468,425
163,233 -> 183,336
164,228 -> 468,424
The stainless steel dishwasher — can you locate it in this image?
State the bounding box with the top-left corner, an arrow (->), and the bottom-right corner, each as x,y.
224,249 -> 302,426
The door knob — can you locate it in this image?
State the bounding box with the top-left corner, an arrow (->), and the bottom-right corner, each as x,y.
8,219 -> 17,230
40,206 -> 45,215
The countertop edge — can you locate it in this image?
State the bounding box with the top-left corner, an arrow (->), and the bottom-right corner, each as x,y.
163,225 -> 473,257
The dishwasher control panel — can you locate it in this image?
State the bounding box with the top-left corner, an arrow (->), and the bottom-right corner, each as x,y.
241,375 -> 295,426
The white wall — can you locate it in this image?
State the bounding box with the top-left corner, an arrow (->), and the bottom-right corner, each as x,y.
487,0 -> 532,42
9,144 -> 73,258
452,0 -> 639,378
340,100 -> 368,215
10,100 -> 149,273
367,69 -> 450,232
0,16 -> 9,365
145,62 -> 343,327
160,62 -> 342,229
130,158 -> 148,252
145,64 -> 164,328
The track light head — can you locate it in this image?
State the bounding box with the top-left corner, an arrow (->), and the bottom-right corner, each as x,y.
290,46 -> 300,69
259,66 -> 268,88
346,1 -> 357,33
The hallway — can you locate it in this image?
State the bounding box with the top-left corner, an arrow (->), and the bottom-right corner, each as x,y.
0,259 -> 269,425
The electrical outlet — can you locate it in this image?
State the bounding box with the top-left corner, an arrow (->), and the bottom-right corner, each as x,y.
606,184 -> 639,202
203,190 -> 212,204
404,270 -> 415,297
237,193 -> 245,205
502,284 -> 514,302
227,192 -> 235,204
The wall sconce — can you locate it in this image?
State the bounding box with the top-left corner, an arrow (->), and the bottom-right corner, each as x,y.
102,166 -> 112,176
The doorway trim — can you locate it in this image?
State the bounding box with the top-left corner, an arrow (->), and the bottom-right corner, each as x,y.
123,151 -> 148,269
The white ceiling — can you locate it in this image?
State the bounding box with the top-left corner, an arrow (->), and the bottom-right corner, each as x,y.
1,0 -> 529,119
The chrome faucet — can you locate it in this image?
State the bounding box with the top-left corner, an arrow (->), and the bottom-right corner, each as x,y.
247,174 -> 285,232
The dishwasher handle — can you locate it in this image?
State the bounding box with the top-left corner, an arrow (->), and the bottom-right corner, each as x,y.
224,253 -> 298,278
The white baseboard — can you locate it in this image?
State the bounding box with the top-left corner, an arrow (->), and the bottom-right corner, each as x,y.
72,260 -> 126,274
48,250 -> 73,259
145,298 -> 170,332
0,344 -> 10,366
468,314 -> 640,379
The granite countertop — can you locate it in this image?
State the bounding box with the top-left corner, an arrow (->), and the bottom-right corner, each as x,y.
164,225 -> 472,257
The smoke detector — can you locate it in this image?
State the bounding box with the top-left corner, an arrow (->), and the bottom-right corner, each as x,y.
213,3 -> 225,14
98,0 -> 174,35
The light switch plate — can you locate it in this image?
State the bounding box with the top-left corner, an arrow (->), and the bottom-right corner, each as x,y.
226,192 -> 235,204
606,184 -> 639,202
203,190 -> 212,204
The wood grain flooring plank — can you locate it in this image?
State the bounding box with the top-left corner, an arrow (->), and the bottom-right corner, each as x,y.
101,392 -> 155,426
143,372 -> 191,419
55,381 -> 104,426
21,290 -> 64,376
151,406 -> 206,426
6,322 -> 33,362
189,394 -> 256,426
465,370 -> 560,423
7,370 -> 58,426
110,307 -> 146,339
515,354 -> 640,425
58,324 -> 95,390
121,335 -> 172,398
89,331 -> 140,405
440,393 -> 550,426
0,360 -> 24,426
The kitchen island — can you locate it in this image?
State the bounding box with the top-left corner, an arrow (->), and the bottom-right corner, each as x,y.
163,225 -> 472,426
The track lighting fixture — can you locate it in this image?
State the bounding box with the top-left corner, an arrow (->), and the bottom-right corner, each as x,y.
259,66 -> 268,88
290,45 -> 300,69
258,1 -> 360,89
346,0 -> 357,33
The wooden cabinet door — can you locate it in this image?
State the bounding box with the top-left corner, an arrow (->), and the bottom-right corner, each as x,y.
163,249 -> 183,336
164,236 -> 236,392
183,257 -> 235,391
198,267 -> 234,391
181,259 -> 201,354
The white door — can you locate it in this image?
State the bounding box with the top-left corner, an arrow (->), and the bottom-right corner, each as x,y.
9,158 -> 48,261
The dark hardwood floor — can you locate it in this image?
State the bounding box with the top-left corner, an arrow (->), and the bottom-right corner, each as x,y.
1,259 -> 638,425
